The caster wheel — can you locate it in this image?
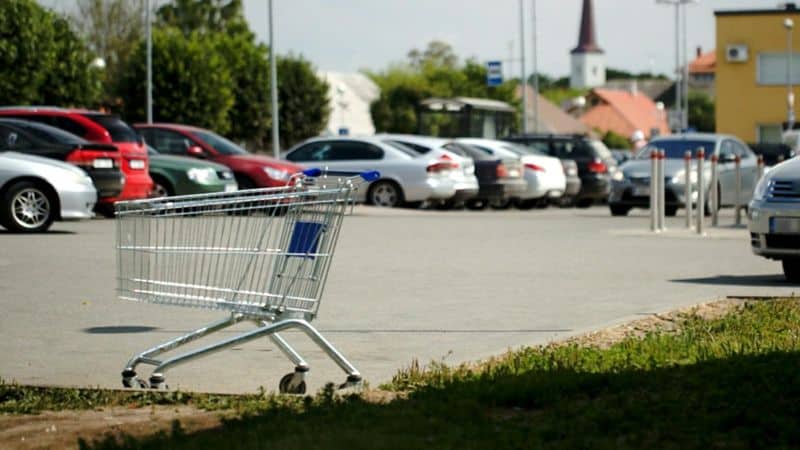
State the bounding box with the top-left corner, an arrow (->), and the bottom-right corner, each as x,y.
338,375 -> 363,390
149,374 -> 167,390
279,373 -> 307,394
123,378 -> 149,389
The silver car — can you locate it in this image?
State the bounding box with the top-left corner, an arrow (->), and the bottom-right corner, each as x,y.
283,136 -> 456,207
0,151 -> 97,232
609,134 -> 758,216
749,156 -> 800,282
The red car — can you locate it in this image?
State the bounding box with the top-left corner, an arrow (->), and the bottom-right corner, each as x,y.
0,107 -> 152,213
134,123 -> 303,188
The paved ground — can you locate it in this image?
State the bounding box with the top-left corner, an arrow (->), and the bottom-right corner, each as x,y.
0,206 -> 796,394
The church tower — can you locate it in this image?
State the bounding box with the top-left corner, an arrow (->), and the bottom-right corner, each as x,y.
570,0 -> 605,88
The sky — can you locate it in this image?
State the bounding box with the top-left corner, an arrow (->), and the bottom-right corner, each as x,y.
44,0 -> 772,78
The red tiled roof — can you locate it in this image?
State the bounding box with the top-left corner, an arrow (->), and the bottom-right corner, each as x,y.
689,50 -> 715,74
580,88 -> 670,139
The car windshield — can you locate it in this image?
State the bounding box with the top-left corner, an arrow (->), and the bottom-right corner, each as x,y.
637,140 -> 716,159
14,122 -> 87,145
192,130 -> 248,155
382,140 -> 420,157
589,140 -> 613,160
84,114 -> 140,143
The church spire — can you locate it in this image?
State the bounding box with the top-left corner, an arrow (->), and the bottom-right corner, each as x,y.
572,0 -> 603,54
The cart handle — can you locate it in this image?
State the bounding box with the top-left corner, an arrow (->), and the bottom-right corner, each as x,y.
301,168 -> 380,182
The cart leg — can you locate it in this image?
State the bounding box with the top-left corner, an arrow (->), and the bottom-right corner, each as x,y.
268,332 -> 309,393
121,313 -> 243,388
291,320 -> 362,385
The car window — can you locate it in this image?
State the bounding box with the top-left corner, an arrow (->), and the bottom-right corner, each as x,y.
503,143 -> 544,156
388,140 -> 430,155
552,141 -> 581,158
329,141 -> 383,160
0,125 -> 34,150
589,140 -> 613,160
640,139 -> 716,159
148,129 -> 193,155
83,114 -> 139,142
720,140 -> 736,160
382,140 -> 419,157
442,143 -> 469,157
192,130 -> 248,155
287,141 -> 333,162
732,140 -> 752,159
14,121 -> 86,145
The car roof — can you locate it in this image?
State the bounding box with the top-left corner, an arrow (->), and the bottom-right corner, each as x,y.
0,106 -> 98,115
134,123 -> 208,133
650,133 -> 733,143
299,135 -> 403,147
376,134 -> 450,147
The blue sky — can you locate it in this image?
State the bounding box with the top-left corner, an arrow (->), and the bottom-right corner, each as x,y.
44,0 -> 771,78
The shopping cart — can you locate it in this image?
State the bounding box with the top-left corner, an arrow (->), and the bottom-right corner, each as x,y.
116,168 -> 379,393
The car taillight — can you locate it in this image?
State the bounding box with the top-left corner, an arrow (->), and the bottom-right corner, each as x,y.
524,163 -> 545,172
439,153 -> 460,168
427,161 -> 458,173
129,159 -> 146,170
588,158 -> 608,174
496,164 -> 508,178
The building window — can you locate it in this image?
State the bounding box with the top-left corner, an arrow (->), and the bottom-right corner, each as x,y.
757,124 -> 783,143
757,52 -> 800,85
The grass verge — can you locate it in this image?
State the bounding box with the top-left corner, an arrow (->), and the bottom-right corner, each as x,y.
5,299 -> 800,449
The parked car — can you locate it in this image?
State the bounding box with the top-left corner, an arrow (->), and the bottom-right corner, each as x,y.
135,123 -> 302,189
147,146 -> 237,197
376,134 -> 479,205
456,138 -> 567,209
503,134 -> 618,207
748,142 -> 793,167
0,118 -> 124,206
0,107 -> 152,214
0,151 -> 96,232
609,134 -> 758,216
749,156 -> 800,281
284,136 -> 456,207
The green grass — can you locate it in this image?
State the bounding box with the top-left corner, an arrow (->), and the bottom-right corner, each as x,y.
8,299 -> 800,449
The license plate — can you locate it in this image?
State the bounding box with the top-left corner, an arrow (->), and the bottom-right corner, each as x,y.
92,158 -> 113,169
224,183 -> 238,192
129,159 -> 145,170
770,217 -> 800,234
633,186 -> 650,196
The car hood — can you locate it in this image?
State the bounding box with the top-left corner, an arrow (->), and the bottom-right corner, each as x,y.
150,154 -> 230,172
2,151 -> 87,176
621,158 -> 696,178
228,153 -> 303,171
765,156 -> 800,179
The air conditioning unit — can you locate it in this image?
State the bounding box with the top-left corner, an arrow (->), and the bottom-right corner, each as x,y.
726,44 -> 749,63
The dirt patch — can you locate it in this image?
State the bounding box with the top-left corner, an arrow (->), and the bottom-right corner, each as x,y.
0,406 -> 228,450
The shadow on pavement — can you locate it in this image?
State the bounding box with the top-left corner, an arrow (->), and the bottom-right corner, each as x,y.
671,274 -> 792,287
0,230 -> 76,235
83,326 -> 159,334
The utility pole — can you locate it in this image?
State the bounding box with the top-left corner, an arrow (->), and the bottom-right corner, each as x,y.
657,0 -> 697,132
786,18 -> 796,131
146,0 -> 152,124
269,0 -> 280,158
531,0 -> 539,133
519,0 -> 528,133
681,2 -> 689,130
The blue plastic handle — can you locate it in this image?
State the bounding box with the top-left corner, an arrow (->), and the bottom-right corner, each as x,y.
360,171 -> 380,182
302,168 -> 322,177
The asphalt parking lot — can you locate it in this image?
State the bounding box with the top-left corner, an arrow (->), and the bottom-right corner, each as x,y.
0,206 -> 796,394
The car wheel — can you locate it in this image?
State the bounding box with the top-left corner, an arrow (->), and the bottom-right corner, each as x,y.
665,206 -> 678,217
489,198 -> 513,210
404,201 -> 424,209
465,199 -> 488,210
782,259 -> 800,283
150,177 -> 173,198
576,198 -> 593,208
515,198 -> 538,210
0,181 -> 55,233
609,205 -> 630,216
368,180 -> 403,208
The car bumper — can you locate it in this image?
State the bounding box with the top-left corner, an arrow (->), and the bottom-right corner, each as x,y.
477,179 -> 527,201
86,169 -> 124,200
59,182 -> 97,220
175,179 -> 238,196
451,176 -> 480,201
424,177 -> 457,201
578,175 -> 611,200
609,181 -> 695,208
517,172 -> 567,200
748,199 -> 800,260
111,169 -> 152,202
565,176 -> 582,197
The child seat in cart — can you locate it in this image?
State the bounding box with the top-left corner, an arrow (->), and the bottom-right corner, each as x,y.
116,168 -> 379,393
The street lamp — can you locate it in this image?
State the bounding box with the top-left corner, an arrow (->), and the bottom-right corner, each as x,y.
656,0 -> 697,132
146,0 -> 152,124
785,17 -> 795,131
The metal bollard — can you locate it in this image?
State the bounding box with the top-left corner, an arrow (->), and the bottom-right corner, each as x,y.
696,148 -> 705,235
657,149 -> 666,231
650,149 -> 657,232
710,154 -> 719,227
757,154 -> 765,183
684,150 -> 692,229
734,154 -> 742,226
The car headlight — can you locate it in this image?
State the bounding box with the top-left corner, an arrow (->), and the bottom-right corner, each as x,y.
670,170 -> 698,185
187,167 -> 217,184
753,176 -> 770,201
612,170 -> 624,181
263,166 -> 291,181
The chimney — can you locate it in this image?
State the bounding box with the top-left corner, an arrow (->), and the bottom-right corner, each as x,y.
696,46 -> 702,58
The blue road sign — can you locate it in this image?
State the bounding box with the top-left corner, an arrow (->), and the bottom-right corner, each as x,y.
487,61 -> 503,87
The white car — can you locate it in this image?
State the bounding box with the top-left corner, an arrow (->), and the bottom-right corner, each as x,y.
749,155 -> 800,282
376,134 -> 480,204
283,136 -> 456,207
0,151 -> 97,232
456,138 -> 567,208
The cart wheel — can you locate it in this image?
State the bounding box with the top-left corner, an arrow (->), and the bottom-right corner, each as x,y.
122,377 -> 149,389
279,373 -> 306,394
338,374 -> 363,390
149,374 -> 167,390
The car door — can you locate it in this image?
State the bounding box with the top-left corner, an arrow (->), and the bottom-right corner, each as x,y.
717,140 -> 738,206
146,128 -> 195,156
732,139 -> 758,204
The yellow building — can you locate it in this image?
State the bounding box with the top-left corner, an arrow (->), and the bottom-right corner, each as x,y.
716,4 -> 800,143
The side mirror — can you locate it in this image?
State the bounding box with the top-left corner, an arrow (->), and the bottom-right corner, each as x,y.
187,145 -> 205,158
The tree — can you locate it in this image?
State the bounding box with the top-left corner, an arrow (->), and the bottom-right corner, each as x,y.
0,0 -> 100,106
71,0 -> 145,104
117,28 -> 234,133
688,91 -> 715,132
156,0 -> 251,39
602,130 -> 631,150
273,55 -> 330,149
408,40 -> 459,70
